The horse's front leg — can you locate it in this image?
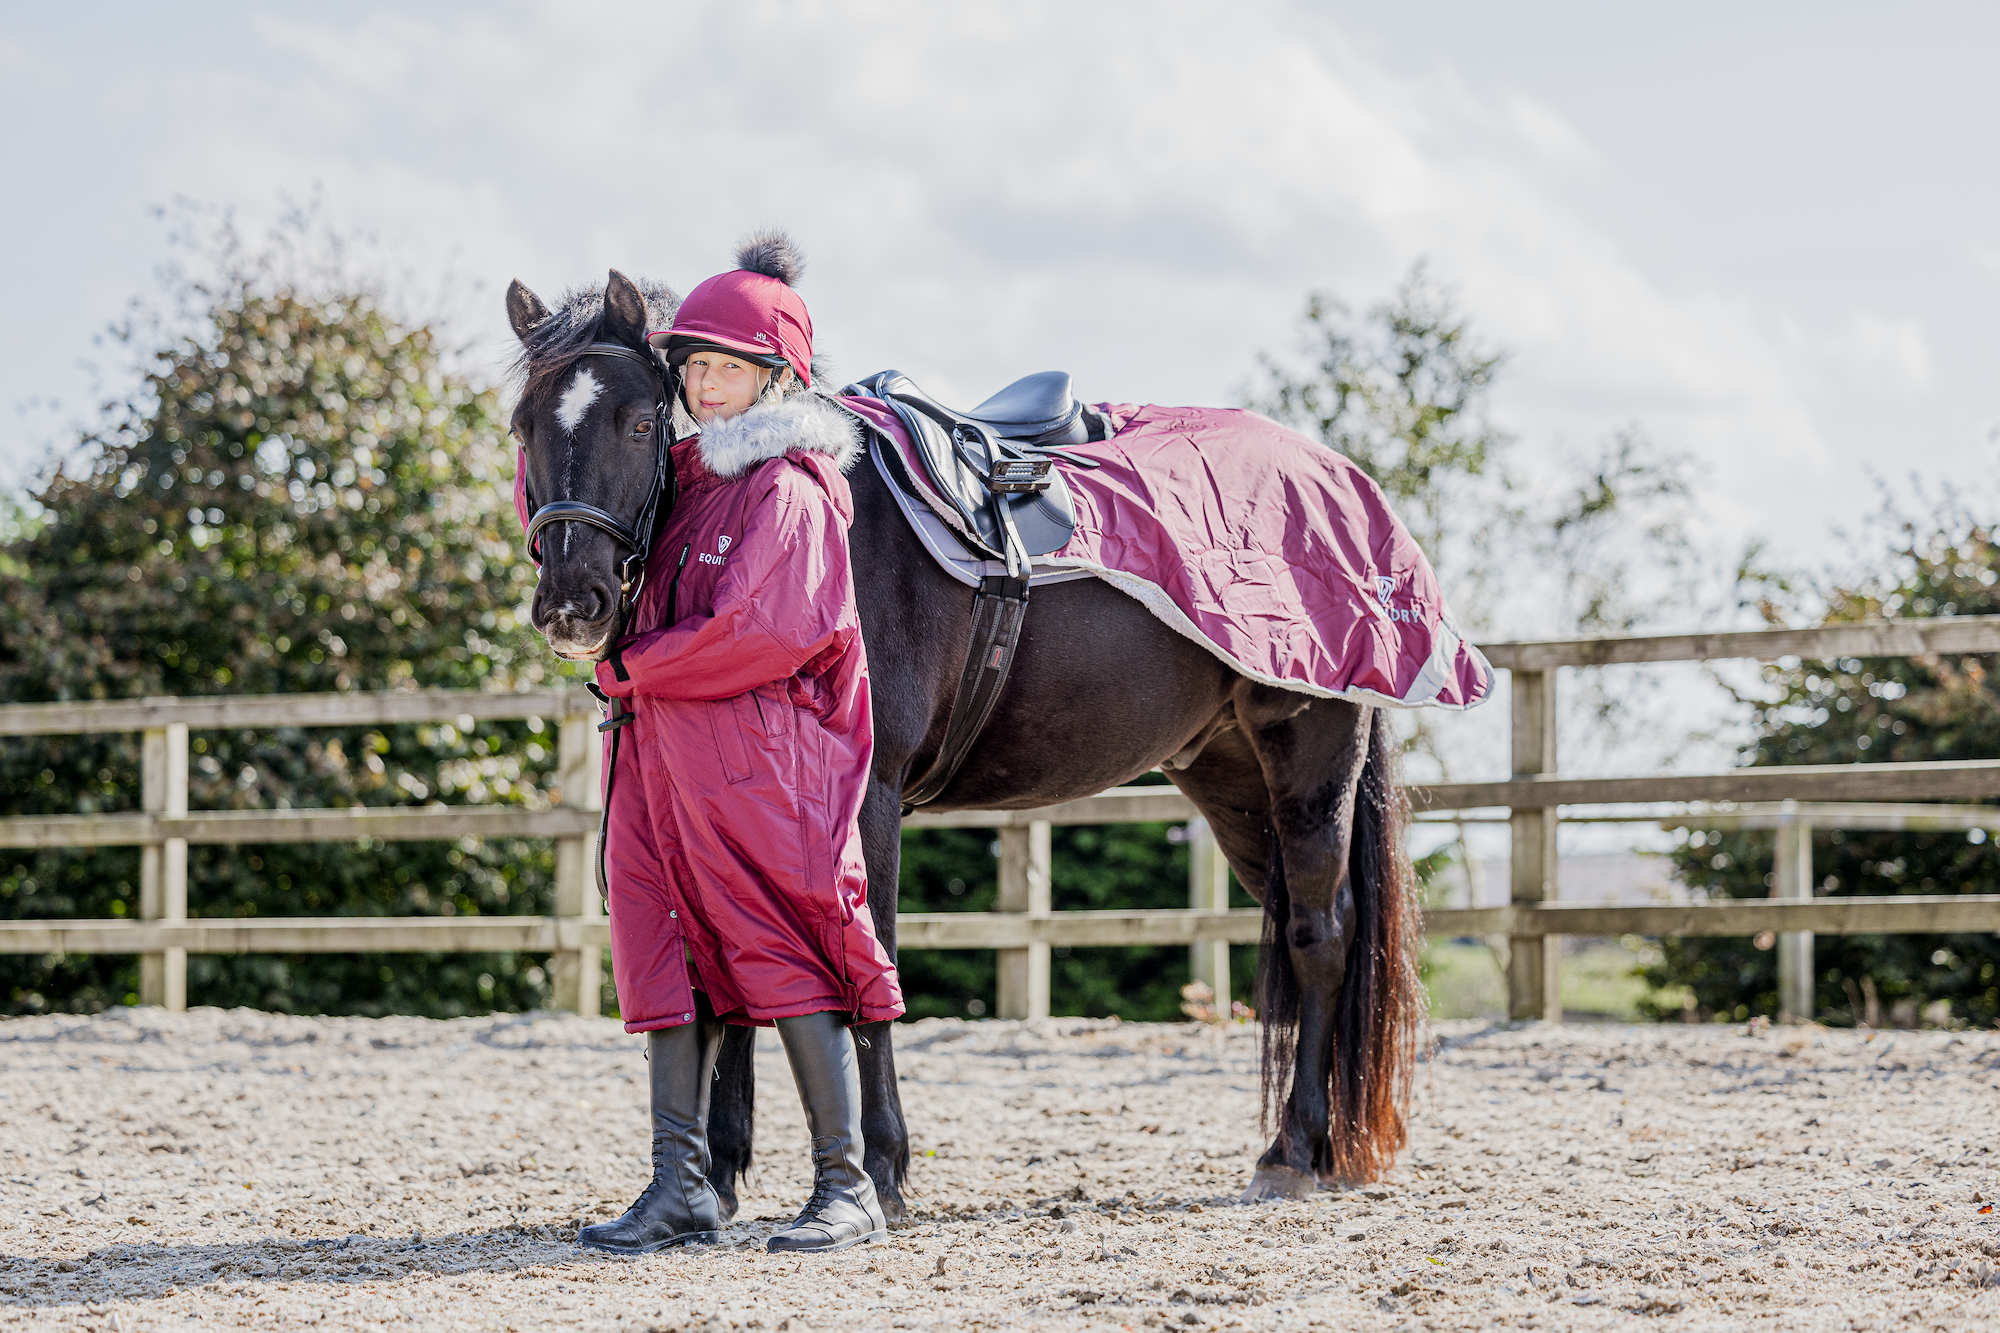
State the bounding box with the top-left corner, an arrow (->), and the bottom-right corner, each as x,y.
705,1025 -> 757,1221
856,774 -> 912,1225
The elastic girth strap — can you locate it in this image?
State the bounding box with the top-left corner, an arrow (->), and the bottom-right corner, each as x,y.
900,572 -> 1030,811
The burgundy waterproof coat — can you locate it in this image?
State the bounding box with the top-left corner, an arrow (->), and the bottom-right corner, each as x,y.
554,394 -> 904,1032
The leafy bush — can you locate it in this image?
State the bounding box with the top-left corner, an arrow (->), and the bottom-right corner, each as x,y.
0,219 -> 568,1016
1644,515 -> 2000,1027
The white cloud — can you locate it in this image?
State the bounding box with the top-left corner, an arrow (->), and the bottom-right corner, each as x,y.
0,0 -> 1955,585
1779,310 -> 1934,394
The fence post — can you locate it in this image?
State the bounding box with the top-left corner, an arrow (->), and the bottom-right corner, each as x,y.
996,821 -> 1052,1019
1187,817 -> 1230,1008
551,713 -> 604,1017
138,724 -> 188,1011
1772,801 -> 1815,1024
1507,670 -> 1561,1022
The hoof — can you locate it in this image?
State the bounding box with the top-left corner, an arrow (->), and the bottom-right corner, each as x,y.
1238,1165 -> 1315,1203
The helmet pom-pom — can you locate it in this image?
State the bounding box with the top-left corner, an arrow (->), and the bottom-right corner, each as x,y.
735,229 -> 805,287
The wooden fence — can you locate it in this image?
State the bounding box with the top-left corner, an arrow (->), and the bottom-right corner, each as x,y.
5,616 -> 2000,1023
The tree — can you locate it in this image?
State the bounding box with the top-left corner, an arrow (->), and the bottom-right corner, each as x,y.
1252,267 -> 1700,867
1247,263 -> 1512,607
0,215 -> 568,1016
1645,504 -> 2000,1026
1249,264 -> 1701,659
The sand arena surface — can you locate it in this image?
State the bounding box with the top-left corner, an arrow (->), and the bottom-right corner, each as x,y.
1,1010 -> 1998,1331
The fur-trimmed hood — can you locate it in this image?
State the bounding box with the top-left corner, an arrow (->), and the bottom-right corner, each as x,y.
694,391 -> 863,480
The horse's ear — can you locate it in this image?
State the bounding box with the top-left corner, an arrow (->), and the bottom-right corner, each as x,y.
506,280 -> 551,343
603,270 -> 648,346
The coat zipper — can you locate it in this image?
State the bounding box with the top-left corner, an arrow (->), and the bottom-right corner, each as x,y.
665,542 -> 692,625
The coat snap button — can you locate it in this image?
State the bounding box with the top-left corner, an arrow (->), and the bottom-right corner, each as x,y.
670,910 -> 678,918
683,1013 -> 692,1022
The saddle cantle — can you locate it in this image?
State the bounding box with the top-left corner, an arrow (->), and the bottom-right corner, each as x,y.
963,370 -> 1091,448
843,369 -> 1102,561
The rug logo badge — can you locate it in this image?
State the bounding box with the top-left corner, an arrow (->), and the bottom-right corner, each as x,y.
718,534 -> 732,554
1376,573 -> 1422,624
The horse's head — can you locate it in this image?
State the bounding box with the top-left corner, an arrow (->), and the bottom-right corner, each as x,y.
507,270 -> 679,661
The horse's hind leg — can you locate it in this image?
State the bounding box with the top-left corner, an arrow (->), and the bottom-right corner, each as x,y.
1240,688 -> 1378,1199
1175,686 -> 1389,1201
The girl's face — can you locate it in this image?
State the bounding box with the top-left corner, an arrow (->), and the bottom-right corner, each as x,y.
683,350 -> 770,424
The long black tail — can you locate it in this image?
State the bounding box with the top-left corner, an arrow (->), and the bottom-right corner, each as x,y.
1256,710 -> 1424,1183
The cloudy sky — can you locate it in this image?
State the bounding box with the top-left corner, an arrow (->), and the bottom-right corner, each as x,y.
6,1 -> 1998,624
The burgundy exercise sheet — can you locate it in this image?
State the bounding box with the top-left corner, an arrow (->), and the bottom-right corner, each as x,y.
845,397 -> 1494,712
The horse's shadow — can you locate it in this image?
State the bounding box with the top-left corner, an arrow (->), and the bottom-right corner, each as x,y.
0,1223 -> 708,1306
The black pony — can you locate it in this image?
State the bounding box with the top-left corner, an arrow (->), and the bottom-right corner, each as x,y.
505,271 -> 1423,1216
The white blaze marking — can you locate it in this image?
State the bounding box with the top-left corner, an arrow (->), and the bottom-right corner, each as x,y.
555,367 -> 602,435
553,366 -> 603,555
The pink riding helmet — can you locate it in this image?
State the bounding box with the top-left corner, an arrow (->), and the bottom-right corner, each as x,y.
648,232 -> 814,388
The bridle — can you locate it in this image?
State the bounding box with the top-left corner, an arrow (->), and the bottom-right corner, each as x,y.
521,342 -> 678,630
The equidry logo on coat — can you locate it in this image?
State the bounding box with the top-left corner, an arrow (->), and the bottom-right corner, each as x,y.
1375,574 -> 1422,625
699,533 -> 732,567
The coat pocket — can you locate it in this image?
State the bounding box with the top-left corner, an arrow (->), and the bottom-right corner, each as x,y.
709,695 -> 756,784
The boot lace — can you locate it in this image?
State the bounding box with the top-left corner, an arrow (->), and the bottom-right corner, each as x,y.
790,1165 -> 847,1226
623,1174 -> 666,1216
617,1147 -> 682,1219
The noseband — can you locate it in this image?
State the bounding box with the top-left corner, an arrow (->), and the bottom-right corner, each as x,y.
521,342 -> 677,630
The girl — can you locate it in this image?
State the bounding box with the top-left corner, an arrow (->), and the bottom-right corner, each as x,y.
579,233 -> 902,1256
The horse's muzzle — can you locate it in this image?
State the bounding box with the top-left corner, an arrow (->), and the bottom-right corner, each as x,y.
537,607 -> 617,663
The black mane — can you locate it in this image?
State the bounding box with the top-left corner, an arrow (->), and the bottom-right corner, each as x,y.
511,279 -> 679,412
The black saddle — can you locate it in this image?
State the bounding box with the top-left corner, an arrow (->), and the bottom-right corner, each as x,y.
845,369 -> 1102,562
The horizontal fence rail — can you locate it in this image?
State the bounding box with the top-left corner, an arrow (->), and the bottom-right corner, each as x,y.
1480,614 -> 2000,672
0,917 -> 609,956
4,615 -> 2000,1022
7,895 -> 1993,956
0,806 -> 601,850
0,688 -> 597,737
1414,760 -> 2000,811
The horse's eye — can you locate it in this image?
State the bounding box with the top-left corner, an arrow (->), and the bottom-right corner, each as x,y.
509,426 -> 526,445
633,419 -> 654,437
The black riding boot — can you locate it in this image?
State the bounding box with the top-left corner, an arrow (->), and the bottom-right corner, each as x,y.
767,1010 -> 887,1254
577,1004 -> 725,1254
